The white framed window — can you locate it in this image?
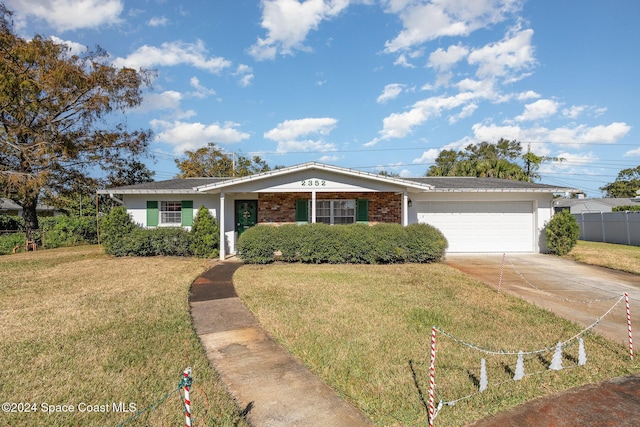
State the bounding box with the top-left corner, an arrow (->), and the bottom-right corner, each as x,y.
160,201 -> 182,224
311,200 -> 356,225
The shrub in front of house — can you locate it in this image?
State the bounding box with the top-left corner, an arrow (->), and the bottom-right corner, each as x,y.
38,215 -> 98,248
403,223 -> 448,263
236,222 -> 448,264
236,225 -> 278,264
190,206 -> 220,258
100,207 -> 193,257
546,210 -> 581,256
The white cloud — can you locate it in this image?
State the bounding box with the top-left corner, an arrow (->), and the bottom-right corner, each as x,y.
151,119 -> 250,154
7,0 -> 123,31
515,99 -> 559,122
366,91 -> 479,145
112,40 -> 232,73
624,147 -> 640,157
428,43 -> 469,72
377,84 -> 405,103
148,16 -> 169,27
384,0 -> 523,53
234,64 -> 254,87
137,90 -> 183,113
467,27 -> 535,80
449,103 -> 478,123
264,117 -> 338,153
49,36 -> 87,56
189,77 -> 216,99
393,54 -> 415,68
516,90 -> 540,101
249,0 -> 351,60
412,148 -> 441,164
469,122 -> 631,146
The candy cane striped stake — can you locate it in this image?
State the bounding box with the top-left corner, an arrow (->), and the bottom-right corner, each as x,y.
428,326 -> 437,427
498,253 -> 506,293
182,367 -> 193,427
624,292 -> 633,360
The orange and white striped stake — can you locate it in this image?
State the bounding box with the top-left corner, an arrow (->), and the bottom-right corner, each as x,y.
624,293 -> 633,360
182,367 -> 192,427
428,326 -> 437,427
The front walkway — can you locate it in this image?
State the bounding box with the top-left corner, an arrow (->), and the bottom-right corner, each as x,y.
190,259 -> 374,427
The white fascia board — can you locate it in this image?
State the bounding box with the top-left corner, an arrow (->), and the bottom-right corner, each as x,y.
431,187 -> 578,193
195,162 -> 434,192
96,189 -> 200,195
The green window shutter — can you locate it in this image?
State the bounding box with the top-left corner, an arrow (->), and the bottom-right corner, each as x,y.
181,200 -> 193,226
146,201 -> 158,227
356,199 -> 369,223
295,199 -> 309,224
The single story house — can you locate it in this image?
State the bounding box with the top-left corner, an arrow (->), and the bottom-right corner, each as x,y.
0,198 -> 60,217
98,162 -> 576,259
554,197 -> 640,214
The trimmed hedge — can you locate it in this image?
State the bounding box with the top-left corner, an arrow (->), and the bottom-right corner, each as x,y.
237,222 -> 448,264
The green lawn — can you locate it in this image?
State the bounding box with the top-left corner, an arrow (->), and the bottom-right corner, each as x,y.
234,262 -> 638,426
567,240 -> 640,274
0,246 -> 248,427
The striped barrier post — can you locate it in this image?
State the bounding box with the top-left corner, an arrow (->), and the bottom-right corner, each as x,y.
625,293 -> 633,360
498,253 -> 505,293
428,326 -> 437,427
182,367 -> 192,427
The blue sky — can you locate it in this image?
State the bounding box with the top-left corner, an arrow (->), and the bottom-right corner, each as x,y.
8,0 -> 640,195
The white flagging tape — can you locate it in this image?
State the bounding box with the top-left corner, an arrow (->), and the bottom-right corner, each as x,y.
428,326 -> 437,427
625,292 -> 634,360
435,294 -> 624,356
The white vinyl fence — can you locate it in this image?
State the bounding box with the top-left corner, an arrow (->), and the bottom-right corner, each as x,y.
573,212 -> 640,246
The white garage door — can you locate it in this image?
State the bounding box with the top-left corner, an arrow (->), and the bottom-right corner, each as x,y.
417,201 -> 534,252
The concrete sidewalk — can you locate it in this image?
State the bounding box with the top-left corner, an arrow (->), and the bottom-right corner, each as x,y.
190,260 -> 374,427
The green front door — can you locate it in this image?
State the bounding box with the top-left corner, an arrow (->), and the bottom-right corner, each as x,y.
236,200 -> 258,236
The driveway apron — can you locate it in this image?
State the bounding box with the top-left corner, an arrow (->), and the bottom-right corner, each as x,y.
445,253 -> 640,345
190,259 -> 375,427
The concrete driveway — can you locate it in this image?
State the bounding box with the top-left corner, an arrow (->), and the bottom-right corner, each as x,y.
445,253 -> 640,345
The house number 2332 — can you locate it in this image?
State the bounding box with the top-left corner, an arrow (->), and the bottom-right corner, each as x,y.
301,180 -> 326,186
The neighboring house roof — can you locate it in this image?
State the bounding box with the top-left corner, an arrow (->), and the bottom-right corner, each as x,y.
0,198 -> 57,212
554,198 -> 640,211
98,162 -> 577,195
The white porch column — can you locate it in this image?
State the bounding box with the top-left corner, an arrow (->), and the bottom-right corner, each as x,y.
402,191 -> 409,226
311,190 -> 317,223
219,191 -> 226,260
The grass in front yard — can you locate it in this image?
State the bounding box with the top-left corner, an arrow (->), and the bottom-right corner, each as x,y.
0,246 -> 247,427
567,240 -> 640,274
234,263 -> 637,426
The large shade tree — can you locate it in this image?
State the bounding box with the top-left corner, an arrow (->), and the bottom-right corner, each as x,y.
600,166 -> 640,198
427,139 -> 561,182
175,143 -> 270,178
0,5 -> 152,239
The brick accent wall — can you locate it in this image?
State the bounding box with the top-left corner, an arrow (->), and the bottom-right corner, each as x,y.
257,192 -> 402,224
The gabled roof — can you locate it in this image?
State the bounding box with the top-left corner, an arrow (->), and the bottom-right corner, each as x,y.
193,162 -> 434,192
97,162 -> 577,195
